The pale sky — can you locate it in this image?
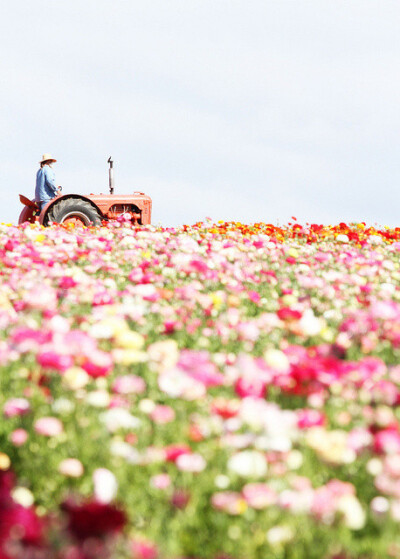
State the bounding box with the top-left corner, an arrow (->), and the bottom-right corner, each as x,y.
1,1 -> 399,226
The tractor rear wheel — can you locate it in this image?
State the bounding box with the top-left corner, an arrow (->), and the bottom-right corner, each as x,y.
47,198 -> 102,226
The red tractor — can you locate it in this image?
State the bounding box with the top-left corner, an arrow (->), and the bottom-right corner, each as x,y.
19,157 -> 152,227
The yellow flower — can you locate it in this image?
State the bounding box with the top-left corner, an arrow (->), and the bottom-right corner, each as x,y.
0,453 -> 11,470
62,367 -> 90,390
115,330 -> 145,350
306,427 -> 355,465
210,293 -> 223,310
113,349 -> 148,365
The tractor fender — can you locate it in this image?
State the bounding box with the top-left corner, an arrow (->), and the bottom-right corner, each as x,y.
40,195 -> 104,225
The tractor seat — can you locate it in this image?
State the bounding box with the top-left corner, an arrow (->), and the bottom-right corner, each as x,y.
19,195 -> 38,209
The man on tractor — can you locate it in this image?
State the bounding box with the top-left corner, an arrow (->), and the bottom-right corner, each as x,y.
35,154 -> 61,211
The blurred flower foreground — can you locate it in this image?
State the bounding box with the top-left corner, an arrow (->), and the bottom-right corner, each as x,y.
1,219 -> 400,559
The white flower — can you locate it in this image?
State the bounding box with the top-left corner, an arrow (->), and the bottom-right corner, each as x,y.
139,398 -> 156,414
266,525 -> 295,546
93,468 -> 118,503
58,458 -> 84,477
368,235 -> 382,245
263,348 -> 290,373
298,309 -> 324,337
214,475 -> 230,489
86,390 -> 110,408
100,408 -> 141,432
176,453 -> 206,473
158,369 -> 205,400
110,440 -> 140,464
370,496 -> 389,517
12,487 -> 34,508
366,458 -> 383,476
336,234 -> 349,243
337,495 -> 366,530
52,398 -> 75,415
227,450 -> 268,478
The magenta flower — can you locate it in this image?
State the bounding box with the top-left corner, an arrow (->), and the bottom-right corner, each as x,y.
3,398 -> 30,418
37,351 -> 73,372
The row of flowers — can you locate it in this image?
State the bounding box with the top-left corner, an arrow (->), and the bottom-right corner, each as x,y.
1,220 -> 400,558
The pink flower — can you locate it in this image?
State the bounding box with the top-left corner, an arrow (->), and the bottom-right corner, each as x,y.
150,473 -> 171,490
177,350 -> 225,387
58,276 -> 77,289
10,429 -> 28,447
242,483 -> 278,509
150,405 -> 175,424
37,351 -> 73,372
3,398 -> 30,418
235,376 -> 266,399
131,539 -> 159,559
34,417 -> 63,437
374,428 -> 400,454
211,491 -> 244,515
297,409 -> 326,429
176,453 -> 206,473
248,291 -> 261,304
112,375 -> 146,395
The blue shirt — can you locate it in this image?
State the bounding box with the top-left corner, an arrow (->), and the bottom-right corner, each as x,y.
35,166 -> 57,204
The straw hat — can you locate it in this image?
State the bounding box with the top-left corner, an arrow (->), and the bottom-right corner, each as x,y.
39,153 -> 57,164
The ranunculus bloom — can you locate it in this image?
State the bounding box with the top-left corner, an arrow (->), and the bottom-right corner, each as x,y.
164,444 -> 191,463
227,450 -> 268,478
242,483 -> 278,509
170,489 -> 190,509
81,350 -> 113,378
150,473 -> 171,490
374,427 -> 400,455
3,398 -> 30,418
34,417 -> 63,437
37,351 -> 73,372
93,468 -> 118,503
176,453 -> 206,473
131,539 -> 159,559
0,504 -> 44,545
10,429 -> 28,447
58,458 -> 84,478
235,376 -> 266,399
277,307 -> 302,321
62,499 -> 126,540
112,374 -> 146,395
150,404 -> 175,424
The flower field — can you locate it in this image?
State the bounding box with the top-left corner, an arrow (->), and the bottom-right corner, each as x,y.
1,219 -> 400,559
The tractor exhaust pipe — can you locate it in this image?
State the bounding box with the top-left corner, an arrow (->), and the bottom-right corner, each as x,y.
108,156 -> 114,194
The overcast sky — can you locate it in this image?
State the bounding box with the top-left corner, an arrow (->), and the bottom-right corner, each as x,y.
1,1 -> 399,226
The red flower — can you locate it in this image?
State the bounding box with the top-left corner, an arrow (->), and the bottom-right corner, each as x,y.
62,500 -> 126,540
164,444 -> 191,463
277,308 -> 302,321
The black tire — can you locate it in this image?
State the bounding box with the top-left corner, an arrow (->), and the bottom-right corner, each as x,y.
46,198 -> 102,226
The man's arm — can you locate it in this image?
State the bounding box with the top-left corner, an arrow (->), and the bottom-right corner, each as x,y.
44,167 -> 58,195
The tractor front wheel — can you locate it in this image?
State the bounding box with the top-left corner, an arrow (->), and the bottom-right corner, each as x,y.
46,198 -> 102,226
